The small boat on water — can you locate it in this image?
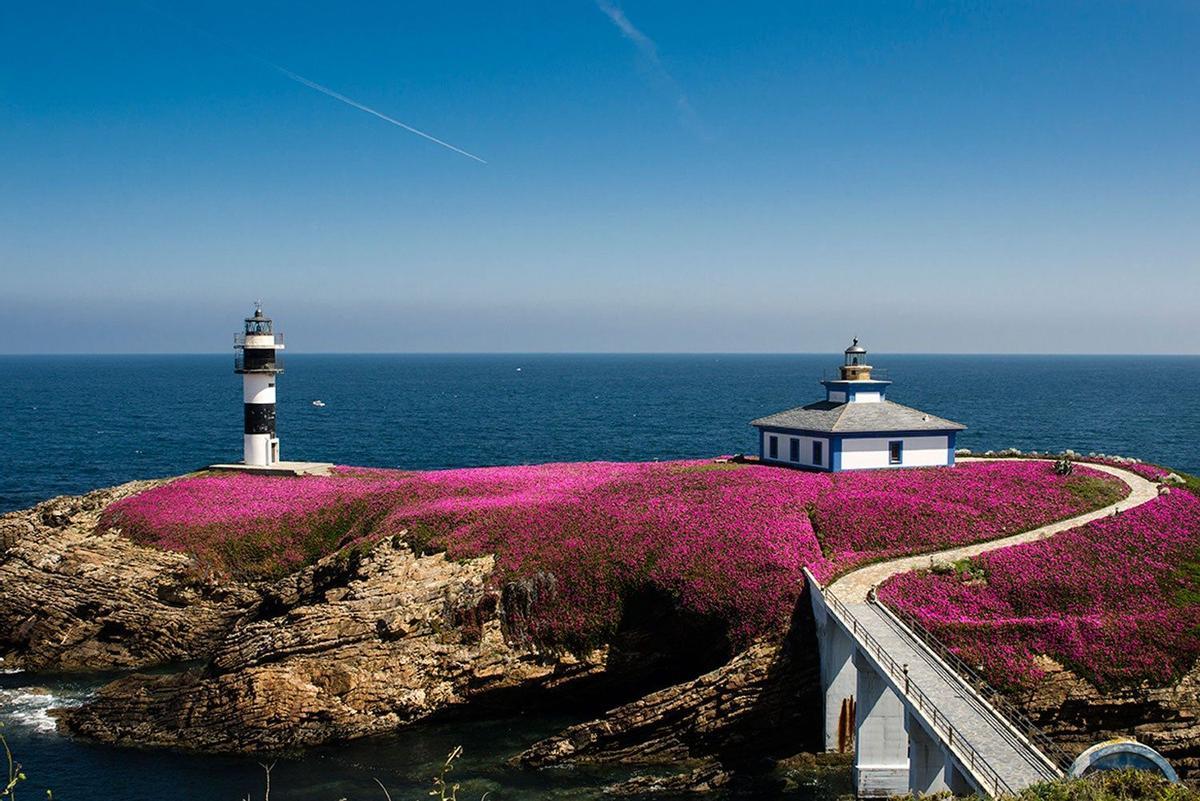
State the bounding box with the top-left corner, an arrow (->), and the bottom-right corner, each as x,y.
312,400 -> 326,407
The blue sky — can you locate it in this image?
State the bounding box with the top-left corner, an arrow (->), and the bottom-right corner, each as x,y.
2,1 -> 1197,353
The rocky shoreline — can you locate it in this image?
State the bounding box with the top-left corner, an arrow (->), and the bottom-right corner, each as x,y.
3,478 -> 1200,789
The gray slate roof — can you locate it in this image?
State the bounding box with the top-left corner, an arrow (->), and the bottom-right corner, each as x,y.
751,400 -> 966,433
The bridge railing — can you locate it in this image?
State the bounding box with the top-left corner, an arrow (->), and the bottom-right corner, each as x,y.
868,588 -> 1074,774
819,584 -> 1015,798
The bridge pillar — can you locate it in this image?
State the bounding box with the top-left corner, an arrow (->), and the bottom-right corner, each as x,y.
853,651 -> 909,797
815,604 -> 858,752
945,756 -> 977,796
906,710 -> 949,795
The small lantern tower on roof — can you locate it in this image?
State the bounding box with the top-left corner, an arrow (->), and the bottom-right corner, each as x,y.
820,338 -> 893,403
234,302 -> 284,466
841,338 -> 872,380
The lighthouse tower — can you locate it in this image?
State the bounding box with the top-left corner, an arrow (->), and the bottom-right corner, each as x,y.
234,303 -> 284,466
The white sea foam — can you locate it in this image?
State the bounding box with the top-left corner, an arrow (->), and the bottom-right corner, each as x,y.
0,688 -> 82,734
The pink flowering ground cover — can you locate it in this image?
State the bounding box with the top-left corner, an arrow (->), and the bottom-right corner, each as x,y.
100,460 -> 1126,652
878,488 -> 1200,691
812,461 -> 1127,570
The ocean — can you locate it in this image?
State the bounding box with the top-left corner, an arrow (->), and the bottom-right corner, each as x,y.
0,353 -> 1198,799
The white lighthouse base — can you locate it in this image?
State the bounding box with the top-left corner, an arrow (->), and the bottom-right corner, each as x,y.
244,433 -> 280,467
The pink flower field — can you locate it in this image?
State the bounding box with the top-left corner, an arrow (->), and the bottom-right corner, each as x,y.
811,461 -> 1126,567
878,488 -> 1200,691
100,459 -> 1128,651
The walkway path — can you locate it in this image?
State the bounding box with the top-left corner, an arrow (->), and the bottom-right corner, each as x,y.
829,458 -> 1161,603
819,459 -> 1163,794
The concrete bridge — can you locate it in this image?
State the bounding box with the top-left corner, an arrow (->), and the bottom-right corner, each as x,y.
807,460 -> 1162,797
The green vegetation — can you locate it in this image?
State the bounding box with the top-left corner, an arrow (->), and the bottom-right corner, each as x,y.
1001,770 -> 1198,801
1064,473 -> 1129,507
1,727 -> 49,801
669,461 -> 745,473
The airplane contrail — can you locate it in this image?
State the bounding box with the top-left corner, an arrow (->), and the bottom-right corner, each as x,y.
138,2 -> 486,164
268,63 -> 487,164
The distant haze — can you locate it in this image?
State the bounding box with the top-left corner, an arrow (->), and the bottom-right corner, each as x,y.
1,2 -> 1198,354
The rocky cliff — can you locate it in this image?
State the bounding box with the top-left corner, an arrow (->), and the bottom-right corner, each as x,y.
61,536 -> 606,751
0,480 -> 258,672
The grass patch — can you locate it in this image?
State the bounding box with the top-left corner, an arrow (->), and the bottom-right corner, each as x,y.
1065,473 -> 1129,507
1005,770 -> 1197,801
669,462 -> 744,474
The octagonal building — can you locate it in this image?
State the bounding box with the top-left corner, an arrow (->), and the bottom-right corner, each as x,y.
751,340 -> 965,471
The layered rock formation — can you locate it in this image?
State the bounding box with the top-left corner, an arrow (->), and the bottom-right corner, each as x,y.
62,537 -> 606,751
514,601 -> 824,795
1018,657 -> 1200,780
0,480 -> 258,672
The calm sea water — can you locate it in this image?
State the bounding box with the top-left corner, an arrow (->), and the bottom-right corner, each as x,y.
0,353 -> 1197,800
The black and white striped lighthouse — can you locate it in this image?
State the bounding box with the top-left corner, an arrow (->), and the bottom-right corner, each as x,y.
234,303 -> 285,466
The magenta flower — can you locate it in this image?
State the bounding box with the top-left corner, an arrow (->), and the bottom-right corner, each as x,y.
878,489 -> 1200,690
100,460 -> 1126,653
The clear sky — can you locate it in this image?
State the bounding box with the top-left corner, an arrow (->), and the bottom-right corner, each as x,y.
2,1 -> 1197,353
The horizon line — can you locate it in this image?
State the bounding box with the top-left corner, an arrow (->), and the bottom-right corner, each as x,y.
2,351 -> 1199,358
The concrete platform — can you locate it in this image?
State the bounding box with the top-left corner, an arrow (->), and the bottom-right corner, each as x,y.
207,461 -> 334,477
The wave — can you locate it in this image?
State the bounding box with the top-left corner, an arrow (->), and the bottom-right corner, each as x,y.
0,687 -> 85,734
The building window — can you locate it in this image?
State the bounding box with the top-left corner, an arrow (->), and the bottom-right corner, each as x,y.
889,440 -> 903,465
790,438 -> 800,462
769,436 -> 778,459
813,441 -> 823,465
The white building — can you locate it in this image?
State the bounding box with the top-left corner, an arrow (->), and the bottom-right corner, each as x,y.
750,340 -> 965,472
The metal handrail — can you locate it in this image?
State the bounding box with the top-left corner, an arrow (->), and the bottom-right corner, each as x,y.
820,585 -> 1015,798
868,589 -> 1074,773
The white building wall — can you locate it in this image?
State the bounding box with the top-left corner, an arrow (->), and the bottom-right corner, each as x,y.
848,390 -> 882,403
762,431 -> 830,469
840,435 -> 950,470
827,390 -> 847,403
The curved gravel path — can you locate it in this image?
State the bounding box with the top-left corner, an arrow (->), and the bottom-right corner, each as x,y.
828,458 -> 1162,603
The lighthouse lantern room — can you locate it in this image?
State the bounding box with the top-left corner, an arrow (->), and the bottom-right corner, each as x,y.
234,303 -> 285,466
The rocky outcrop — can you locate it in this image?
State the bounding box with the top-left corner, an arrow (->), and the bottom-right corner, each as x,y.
1017,657 -> 1200,780
62,536 -> 607,751
517,602 -> 823,774
0,481 -> 258,672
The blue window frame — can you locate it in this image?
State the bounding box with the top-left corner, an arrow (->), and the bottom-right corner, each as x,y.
813,440 -> 823,466
789,438 -> 800,462
768,435 -> 778,459
889,440 -> 903,465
